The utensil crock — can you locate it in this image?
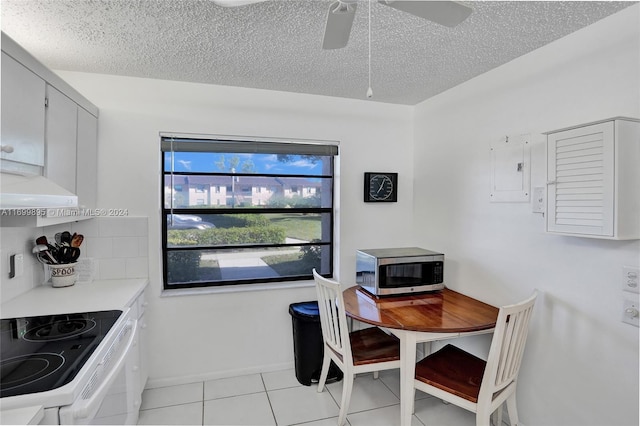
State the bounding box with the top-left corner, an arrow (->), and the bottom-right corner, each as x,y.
49,262 -> 78,288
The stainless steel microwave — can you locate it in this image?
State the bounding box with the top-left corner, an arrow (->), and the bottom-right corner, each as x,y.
356,247 -> 444,297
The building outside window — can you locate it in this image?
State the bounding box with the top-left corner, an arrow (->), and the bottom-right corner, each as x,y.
161,135 -> 338,289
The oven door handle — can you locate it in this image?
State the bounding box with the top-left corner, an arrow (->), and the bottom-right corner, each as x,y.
59,318 -> 137,423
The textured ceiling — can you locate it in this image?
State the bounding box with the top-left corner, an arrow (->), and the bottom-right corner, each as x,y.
0,1 -> 634,105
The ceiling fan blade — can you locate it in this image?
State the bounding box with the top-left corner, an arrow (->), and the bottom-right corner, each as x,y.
379,1 -> 472,27
211,0 -> 267,7
322,1 -> 358,50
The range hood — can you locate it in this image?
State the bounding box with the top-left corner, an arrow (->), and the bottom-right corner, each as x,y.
0,172 -> 78,210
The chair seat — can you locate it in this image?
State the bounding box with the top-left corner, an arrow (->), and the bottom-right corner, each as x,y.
415,344 -> 486,403
350,327 -> 400,366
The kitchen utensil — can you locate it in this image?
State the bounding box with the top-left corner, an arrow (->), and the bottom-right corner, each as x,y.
61,231 -> 72,246
71,233 -> 84,248
58,246 -> 81,263
54,232 -> 63,246
32,244 -> 58,264
70,248 -> 80,262
36,236 -> 58,254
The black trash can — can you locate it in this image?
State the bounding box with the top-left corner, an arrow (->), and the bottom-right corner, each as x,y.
289,301 -> 343,386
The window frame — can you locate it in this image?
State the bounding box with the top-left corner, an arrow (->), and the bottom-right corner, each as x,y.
161,135 -> 338,291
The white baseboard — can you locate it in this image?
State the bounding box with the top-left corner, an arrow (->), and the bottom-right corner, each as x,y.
145,361 -> 294,390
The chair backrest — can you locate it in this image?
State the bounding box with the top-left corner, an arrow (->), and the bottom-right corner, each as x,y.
312,269 -> 352,364
480,292 -> 537,400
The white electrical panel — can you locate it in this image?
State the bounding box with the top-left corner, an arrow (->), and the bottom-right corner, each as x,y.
490,134 -> 531,203
532,186 -> 545,213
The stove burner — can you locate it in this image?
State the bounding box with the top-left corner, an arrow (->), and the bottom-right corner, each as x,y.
0,353 -> 65,392
23,318 -> 97,342
1,310 -> 122,398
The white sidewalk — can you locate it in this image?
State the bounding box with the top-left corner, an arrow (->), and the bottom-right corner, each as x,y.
217,256 -> 280,280
201,238 -> 308,279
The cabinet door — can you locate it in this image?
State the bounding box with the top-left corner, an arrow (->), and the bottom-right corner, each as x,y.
1,52 -> 45,167
138,311 -> 149,394
76,108 -> 98,209
45,85 -> 77,193
129,323 -> 143,416
136,290 -> 149,392
547,121 -> 614,236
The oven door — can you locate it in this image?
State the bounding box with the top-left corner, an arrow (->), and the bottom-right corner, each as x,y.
58,317 -> 138,425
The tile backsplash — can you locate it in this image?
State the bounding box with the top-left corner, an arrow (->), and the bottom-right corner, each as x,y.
1,217 -> 149,304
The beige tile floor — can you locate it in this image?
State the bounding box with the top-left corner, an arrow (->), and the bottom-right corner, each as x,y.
137,368 -> 493,426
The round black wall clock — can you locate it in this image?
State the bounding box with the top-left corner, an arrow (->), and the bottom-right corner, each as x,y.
364,172 -> 398,202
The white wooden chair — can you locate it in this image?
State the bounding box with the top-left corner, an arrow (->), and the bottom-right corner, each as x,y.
312,269 -> 401,426
413,292 -> 537,426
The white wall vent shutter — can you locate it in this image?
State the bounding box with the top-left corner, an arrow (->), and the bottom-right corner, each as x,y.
547,121 -> 614,236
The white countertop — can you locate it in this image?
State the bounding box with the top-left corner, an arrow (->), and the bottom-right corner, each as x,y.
0,278 -> 149,318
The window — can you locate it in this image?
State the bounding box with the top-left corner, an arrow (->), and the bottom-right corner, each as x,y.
161,135 -> 338,290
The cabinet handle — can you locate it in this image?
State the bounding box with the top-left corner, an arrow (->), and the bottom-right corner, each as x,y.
546,180 -> 557,185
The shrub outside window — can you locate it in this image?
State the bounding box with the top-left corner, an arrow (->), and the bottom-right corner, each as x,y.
161,135 -> 337,290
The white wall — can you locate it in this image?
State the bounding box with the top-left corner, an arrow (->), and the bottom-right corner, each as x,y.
0,218 -> 149,302
52,72 -> 415,384
413,6 -> 639,426
0,227 -> 45,301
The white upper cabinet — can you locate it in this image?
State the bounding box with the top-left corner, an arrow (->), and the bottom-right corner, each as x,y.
546,118 -> 640,239
1,52 -> 46,170
76,108 -> 98,210
1,32 -> 99,225
45,85 -> 99,211
45,85 -> 78,193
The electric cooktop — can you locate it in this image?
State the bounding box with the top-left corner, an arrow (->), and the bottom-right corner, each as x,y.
0,310 -> 122,398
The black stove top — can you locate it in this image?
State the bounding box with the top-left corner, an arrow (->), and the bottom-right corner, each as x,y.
0,310 -> 122,398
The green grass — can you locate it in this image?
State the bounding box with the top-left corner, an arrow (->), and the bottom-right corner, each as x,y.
268,213 -> 320,241
198,212 -> 320,242
263,252 -> 316,276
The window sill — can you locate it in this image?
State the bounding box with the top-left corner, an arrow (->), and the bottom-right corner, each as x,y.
160,279 -> 315,297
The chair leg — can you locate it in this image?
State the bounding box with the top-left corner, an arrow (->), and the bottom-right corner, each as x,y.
411,387 -> 416,415
337,373 -> 354,426
317,351 -> 332,393
492,404 -> 503,426
505,393 -> 519,426
476,405 -> 492,426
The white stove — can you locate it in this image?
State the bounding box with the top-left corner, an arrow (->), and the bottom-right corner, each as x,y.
1,308 -> 139,424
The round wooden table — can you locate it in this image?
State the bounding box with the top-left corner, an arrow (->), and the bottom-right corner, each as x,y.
342,286 -> 499,426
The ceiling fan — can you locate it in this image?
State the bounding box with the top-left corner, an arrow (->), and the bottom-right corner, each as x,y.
212,1 -> 473,49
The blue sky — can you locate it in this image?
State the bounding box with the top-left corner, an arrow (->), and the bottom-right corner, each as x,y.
164,152 -> 324,175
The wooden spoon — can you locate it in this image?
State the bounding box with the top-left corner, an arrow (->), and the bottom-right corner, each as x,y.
71,233 -> 84,248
